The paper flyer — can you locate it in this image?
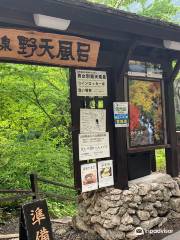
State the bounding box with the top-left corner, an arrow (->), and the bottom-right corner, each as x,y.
80,108 -> 106,133
98,160 -> 114,188
81,163 -> 98,192
79,132 -> 110,161
76,69 -> 107,97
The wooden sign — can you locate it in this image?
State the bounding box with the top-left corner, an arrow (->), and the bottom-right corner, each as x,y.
0,28 -> 100,67
19,199 -> 53,240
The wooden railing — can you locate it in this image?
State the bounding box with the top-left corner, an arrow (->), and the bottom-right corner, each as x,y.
0,173 -> 76,204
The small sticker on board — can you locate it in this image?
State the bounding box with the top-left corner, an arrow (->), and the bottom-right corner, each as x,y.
113,102 -> 129,127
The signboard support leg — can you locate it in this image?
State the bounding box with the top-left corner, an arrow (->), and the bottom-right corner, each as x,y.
113,41 -> 138,189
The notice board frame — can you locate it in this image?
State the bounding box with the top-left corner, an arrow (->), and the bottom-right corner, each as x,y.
125,75 -> 168,151
69,67 -> 115,191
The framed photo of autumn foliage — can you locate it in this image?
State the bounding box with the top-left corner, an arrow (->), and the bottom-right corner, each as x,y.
128,78 -> 166,148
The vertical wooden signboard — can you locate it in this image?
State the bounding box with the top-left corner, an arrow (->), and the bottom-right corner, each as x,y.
19,200 -> 53,240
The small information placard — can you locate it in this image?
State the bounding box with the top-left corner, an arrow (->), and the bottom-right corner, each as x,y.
98,160 -> 114,188
113,102 -> 129,127
76,69 -> 107,97
19,199 -> 53,240
79,132 -> 110,161
80,109 -> 106,133
81,163 -> 98,192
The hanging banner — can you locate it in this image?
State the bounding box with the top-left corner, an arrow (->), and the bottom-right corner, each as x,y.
79,132 -> 110,161
76,69 -> 107,96
98,160 -> 114,188
80,109 -> 106,133
113,102 -> 129,127
81,163 -> 98,192
0,28 -> 100,67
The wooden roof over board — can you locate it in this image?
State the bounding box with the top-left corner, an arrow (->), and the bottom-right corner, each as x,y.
0,0 -> 179,61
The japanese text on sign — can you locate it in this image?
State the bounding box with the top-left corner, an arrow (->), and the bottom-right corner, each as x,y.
80,109 -> 106,133
21,200 -> 53,240
113,102 -> 129,127
98,160 -> 114,188
81,163 -> 98,193
79,132 -> 110,161
0,28 -> 100,67
76,69 -> 107,96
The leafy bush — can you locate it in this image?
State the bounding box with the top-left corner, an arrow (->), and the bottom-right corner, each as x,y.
0,63 -> 76,217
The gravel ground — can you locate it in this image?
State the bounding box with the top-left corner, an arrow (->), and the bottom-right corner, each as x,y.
0,217 -> 102,240
0,216 -> 180,240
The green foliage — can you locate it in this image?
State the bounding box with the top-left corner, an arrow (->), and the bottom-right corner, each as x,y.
0,63 -> 76,217
89,0 -> 180,23
156,149 -> 166,171
140,0 -> 179,22
176,114 -> 180,130
90,0 -> 134,8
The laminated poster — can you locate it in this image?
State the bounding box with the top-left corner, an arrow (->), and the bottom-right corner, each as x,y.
98,160 -> 114,188
81,163 -> 98,193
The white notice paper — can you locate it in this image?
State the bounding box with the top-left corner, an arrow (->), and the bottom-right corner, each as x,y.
79,132 -> 110,161
80,109 -> 106,133
98,160 -> 114,188
81,163 -> 98,193
76,69 -> 107,97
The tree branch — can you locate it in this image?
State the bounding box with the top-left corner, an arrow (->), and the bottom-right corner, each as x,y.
32,81 -> 62,135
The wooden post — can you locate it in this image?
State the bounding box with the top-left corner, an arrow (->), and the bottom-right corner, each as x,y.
69,68 -> 81,191
112,41 -> 138,189
30,173 -> 39,200
163,61 -> 179,177
150,151 -> 156,172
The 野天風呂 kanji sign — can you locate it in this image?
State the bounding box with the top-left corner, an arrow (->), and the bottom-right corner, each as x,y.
0,28 -> 100,67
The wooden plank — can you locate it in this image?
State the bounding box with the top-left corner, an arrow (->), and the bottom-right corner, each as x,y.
37,176 -> 75,190
0,234 -> 19,239
0,0 -> 179,42
0,28 -> 100,68
163,61 -> 179,177
112,42 -> 138,190
30,173 -> 39,200
0,189 -> 32,193
0,7 -> 35,27
0,7 -> 174,54
0,193 -> 34,202
69,68 -> 81,191
128,145 -> 171,153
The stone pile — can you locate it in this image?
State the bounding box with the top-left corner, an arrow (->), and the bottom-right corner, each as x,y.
73,174 -> 180,240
